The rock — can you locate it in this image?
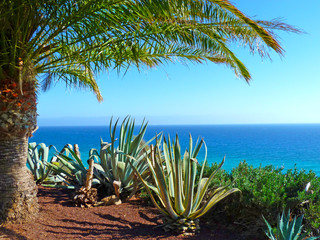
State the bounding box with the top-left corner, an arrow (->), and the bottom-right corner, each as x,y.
99,195 -> 122,206
114,198 -> 122,205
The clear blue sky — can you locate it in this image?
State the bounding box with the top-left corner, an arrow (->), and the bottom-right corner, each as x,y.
37,0 -> 320,126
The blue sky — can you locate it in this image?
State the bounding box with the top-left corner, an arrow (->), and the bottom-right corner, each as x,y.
37,0 -> 320,126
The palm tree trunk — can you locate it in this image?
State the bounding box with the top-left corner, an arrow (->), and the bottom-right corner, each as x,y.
0,80 -> 39,224
0,137 -> 39,223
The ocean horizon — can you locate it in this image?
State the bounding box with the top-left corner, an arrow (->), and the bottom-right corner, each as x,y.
30,123 -> 320,175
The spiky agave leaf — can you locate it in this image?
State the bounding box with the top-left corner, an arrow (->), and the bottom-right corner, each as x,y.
263,210 -> 320,240
47,145 -> 100,188
129,134 -> 240,234
91,117 -> 156,199
27,142 -> 58,184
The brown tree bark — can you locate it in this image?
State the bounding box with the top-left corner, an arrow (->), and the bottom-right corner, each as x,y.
0,137 -> 38,223
0,80 -> 39,223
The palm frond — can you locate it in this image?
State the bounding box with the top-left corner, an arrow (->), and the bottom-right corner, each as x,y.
0,0 -> 299,99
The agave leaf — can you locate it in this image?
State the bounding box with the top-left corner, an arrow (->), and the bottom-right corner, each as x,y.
127,156 -> 173,218
288,217 -> 296,240
124,121 -> 134,155
191,187 -> 240,219
93,164 -> 113,187
60,144 -> 74,157
27,142 -> 60,183
46,162 -> 75,183
173,135 -> 184,214
75,170 -> 85,185
99,140 -> 111,172
92,178 -> 100,185
183,149 -> 190,203
129,124 -> 147,157
123,157 -> 147,187
117,161 -> 126,179
119,116 -> 129,152
37,143 -> 49,165
163,137 -> 175,199
192,156 -> 225,211
153,150 -> 178,218
55,154 -> 79,173
111,151 -> 119,180
93,163 -> 112,183
145,155 -> 161,190
65,148 -> 86,171
192,137 -> 203,158
262,215 -> 277,240
292,215 -> 304,239
188,134 -> 193,158
278,210 -> 286,238
192,140 -> 207,208
182,158 -> 197,218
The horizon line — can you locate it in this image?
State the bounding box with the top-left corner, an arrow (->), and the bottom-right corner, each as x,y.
37,122 -> 320,127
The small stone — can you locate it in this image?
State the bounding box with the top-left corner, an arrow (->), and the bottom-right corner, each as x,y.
114,198 -> 122,205
100,195 -> 121,206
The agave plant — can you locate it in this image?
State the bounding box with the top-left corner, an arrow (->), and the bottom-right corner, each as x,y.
263,210 -> 319,240
90,117 -> 155,199
27,142 -> 62,185
129,134 -> 240,234
48,144 -> 98,189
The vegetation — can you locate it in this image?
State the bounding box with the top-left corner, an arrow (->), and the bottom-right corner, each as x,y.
27,136 -> 320,237
48,145 -> 94,189
31,118 -> 154,200
130,135 -> 240,234
27,142 -> 59,184
0,0 -> 300,223
263,210 -> 319,240
90,118 -> 154,200
196,161 -> 320,238
27,129 -> 320,237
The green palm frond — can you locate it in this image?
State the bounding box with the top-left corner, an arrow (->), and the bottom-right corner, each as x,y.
0,0 -> 299,98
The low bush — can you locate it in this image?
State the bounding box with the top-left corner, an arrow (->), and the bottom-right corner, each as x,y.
204,161 -> 320,238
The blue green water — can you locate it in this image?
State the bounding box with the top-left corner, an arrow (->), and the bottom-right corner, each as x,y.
30,124 -> 320,175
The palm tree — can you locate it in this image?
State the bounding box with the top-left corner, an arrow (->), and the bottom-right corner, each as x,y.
0,0 -> 299,223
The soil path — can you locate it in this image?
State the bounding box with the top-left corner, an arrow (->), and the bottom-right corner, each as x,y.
0,187 -> 243,240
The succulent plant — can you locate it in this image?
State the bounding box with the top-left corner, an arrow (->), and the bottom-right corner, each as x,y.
27,142 -> 62,185
48,144 -> 99,189
263,210 -> 319,240
90,117 -> 155,199
129,134 -> 240,234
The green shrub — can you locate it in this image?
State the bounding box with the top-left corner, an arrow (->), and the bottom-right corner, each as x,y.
204,161 -> 320,238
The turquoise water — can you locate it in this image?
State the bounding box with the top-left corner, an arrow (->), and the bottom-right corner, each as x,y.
30,124 -> 320,175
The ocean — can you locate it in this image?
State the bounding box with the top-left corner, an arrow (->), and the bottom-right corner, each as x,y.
30,124 -> 320,175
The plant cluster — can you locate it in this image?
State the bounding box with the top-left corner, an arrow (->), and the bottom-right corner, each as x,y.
27,120 -> 320,237
263,210 -> 319,240
130,135 -> 239,234
27,118 -> 237,234
90,118 -> 154,200
27,142 -> 63,185
199,161 -> 320,238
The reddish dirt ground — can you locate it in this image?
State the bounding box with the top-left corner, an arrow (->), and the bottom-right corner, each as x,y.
0,187 -> 245,240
